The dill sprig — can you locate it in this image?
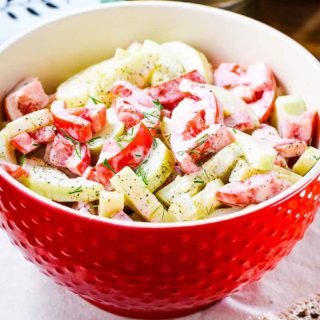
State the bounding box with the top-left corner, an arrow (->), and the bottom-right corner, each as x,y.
89,96 -> 103,104
102,159 -> 116,174
20,154 -> 26,166
87,136 -> 101,146
177,133 -> 209,156
136,165 -> 148,185
68,186 -> 83,195
153,100 -> 163,110
60,129 -> 82,159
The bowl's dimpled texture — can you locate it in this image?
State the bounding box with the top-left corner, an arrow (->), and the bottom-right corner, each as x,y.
0,173 -> 319,319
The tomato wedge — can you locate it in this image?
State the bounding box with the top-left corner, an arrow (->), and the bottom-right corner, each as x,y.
171,123 -> 234,174
65,144 -> 91,176
51,100 -> 92,143
31,125 -> 56,144
111,81 -> 161,132
216,172 -> 291,207
68,102 -> 107,134
179,80 -> 223,124
0,161 -> 28,179
10,132 -> 39,154
147,70 -> 206,111
280,111 -> 317,144
4,78 -> 49,121
252,124 -> 307,158
224,110 -> 256,131
214,62 -> 276,122
45,134 -> 75,167
96,123 -> 153,187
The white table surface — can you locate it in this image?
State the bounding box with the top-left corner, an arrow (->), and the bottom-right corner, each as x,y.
1,2 -> 320,319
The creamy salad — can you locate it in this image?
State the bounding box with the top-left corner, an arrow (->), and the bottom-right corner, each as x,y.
0,40 -> 319,222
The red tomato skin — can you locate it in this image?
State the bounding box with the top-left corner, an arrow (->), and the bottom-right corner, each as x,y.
69,104 -> 107,134
65,144 -> 91,176
82,166 -> 100,183
96,123 -> 153,187
216,173 -> 291,207
224,110 -> 255,131
111,81 -> 160,131
10,132 -> 39,154
45,134 -> 75,167
213,62 -> 276,123
0,161 -> 28,179
31,125 -> 56,144
147,70 -> 206,110
4,77 -> 49,121
51,101 -> 92,143
281,111 -> 317,144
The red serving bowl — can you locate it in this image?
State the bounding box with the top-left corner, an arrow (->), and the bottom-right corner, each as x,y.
0,2 -> 320,319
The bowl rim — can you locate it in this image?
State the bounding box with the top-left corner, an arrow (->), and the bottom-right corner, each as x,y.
0,1 -> 320,229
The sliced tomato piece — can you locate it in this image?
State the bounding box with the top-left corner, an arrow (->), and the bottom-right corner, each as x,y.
112,211 -> 132,221
72,202 -> 96,215
68,102 -> 107,134
65,143 -> 91,176
182,109 -> 206,139
111,81 -> 161,132
51,100 -> 92,143
31,125 -> 56,144
216,172 -> 291,207
214,62 -> 276,122
96,123 -> 153,187
45,134 -> 75,167
224,109 -> 255,131
178,80 -> 223,124
213,63 -> 243,88
10,132 -> 40,154
4,78 -> 49,121
274,139 -> 307,159
147,70 -> 206,110
171,124 -> 234,174
252,124 -> 307,158
0,160 -> 28,179
82,166 -> 100,183
281,111 -> 317,144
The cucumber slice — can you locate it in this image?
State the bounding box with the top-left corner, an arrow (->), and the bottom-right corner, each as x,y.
57,44 -> 158,108
6,109 -> 52,138
98,191 -> 124,218
0,128 -> 16,163
192,179 -> 223,219
231,129 -> 276,170
272,165 -> 302,184
156,143 -> 242,206
110,166 -> 169,222
168,179 -> 223,221
167,195 -> 198,222
87,109 -> 125,156
210,85 -> 259,126
272,95 -> 307,133
151,41 -> 213,85
229,159 -> 264,182
21,159 -> 103,202
160,117 -> 173,148
292,147 -> 320,176
135,138 -> 175,193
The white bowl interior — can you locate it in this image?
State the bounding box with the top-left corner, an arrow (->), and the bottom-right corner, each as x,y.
0,1 -> 319,227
